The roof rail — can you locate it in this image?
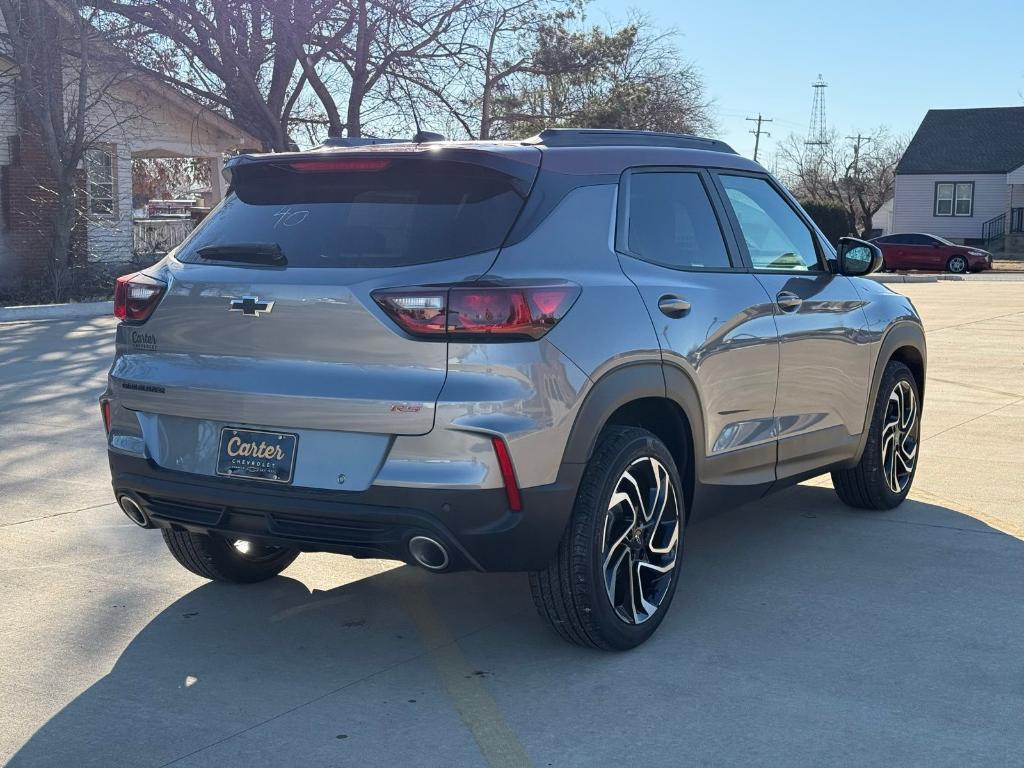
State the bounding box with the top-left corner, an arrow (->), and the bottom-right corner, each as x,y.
523,128 -> 736,154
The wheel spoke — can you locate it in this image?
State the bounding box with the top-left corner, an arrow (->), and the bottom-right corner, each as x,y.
602,454 -> 682,625
879,379 -> 918,495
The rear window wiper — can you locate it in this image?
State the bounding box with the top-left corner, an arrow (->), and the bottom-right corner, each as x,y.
196,243 -> 287,266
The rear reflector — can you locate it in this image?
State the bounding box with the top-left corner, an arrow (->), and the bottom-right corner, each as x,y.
100,399 -> 111,434
288,158 -> 391,173
491,437 -> 522,511
373,283 -> 579,341
114,272 -> 166,323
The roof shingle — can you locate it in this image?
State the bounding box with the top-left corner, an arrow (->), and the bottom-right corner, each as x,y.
896,107 -> 1024,175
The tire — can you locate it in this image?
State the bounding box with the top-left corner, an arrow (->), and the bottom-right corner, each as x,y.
832,361 -> 920,510
161,529 -> 299,583
529,427 -> 685,650
946,255 -> 968,274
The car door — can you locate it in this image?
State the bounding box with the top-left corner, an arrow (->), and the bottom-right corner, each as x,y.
615,168 -> 781,485
711,171 -> 873,479
902,234 -> 936,269
878,235 -> 907,269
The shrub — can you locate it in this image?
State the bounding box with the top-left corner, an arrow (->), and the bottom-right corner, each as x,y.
799,201 -> 853,246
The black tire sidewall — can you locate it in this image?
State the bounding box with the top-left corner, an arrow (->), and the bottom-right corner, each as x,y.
579,430 -> 685,649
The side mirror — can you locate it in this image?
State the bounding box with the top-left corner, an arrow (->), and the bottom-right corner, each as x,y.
836,237 -> 883,276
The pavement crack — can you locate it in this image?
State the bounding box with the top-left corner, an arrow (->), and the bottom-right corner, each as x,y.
922,395 -> 1024,444
0,501 -> 116,529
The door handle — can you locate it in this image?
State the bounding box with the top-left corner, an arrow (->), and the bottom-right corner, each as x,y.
658,295 -> 691,318
776,291 -> 802,313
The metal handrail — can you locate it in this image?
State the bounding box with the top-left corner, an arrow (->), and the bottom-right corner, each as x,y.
982,212 -> 1006,245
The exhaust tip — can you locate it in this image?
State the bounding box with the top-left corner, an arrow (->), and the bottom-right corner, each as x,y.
118,495 -> 150,528
408,535 -> 449,572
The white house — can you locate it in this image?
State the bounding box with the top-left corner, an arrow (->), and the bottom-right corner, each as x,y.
892,107 -> 1024,250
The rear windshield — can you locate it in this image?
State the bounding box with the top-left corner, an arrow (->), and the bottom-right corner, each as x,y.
176,158 -> 529,268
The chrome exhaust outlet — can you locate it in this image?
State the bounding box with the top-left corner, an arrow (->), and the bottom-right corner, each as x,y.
408,536 -> 450,572
118,495 -> 151,528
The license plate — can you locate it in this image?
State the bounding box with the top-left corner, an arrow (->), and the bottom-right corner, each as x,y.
216,428 -> 298,484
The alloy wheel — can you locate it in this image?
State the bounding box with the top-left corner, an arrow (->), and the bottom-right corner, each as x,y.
881,380 -> 919,494
948,256 -> 967,273
602,457 -> 680,624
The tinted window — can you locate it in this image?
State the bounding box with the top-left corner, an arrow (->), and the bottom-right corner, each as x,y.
720,175 -> 820,271
875,235 -> 902,244
903,234 -> 934,246
177,158 -> 530,268
626,172 -> 731,269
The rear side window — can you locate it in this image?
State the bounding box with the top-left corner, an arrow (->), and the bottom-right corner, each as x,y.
625,172 -> 731,269
177,158 -> 530,268
903,234 -> 934,246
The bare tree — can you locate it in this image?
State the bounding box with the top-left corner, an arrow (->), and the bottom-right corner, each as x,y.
90,0 -> 346,150
0,0 -> 144,300
316,0 -> 477,138
777,129 -> 906,236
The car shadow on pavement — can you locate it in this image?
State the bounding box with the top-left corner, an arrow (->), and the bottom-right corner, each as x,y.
8,485 -> 1024,767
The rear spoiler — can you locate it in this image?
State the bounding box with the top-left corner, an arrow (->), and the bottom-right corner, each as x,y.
223,144 -> 542,197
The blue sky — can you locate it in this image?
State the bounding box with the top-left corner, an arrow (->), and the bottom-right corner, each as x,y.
593,0 -> 1024,160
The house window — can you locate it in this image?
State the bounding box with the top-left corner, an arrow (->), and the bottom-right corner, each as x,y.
86,146 -> 116,215
935,182 -> 973,217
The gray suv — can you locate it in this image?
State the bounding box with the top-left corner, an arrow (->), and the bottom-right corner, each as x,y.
102,129 -> 926,650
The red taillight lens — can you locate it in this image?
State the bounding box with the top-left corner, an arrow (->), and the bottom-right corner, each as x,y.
288,158 -> 391,172
114,272 -> 166,323
492,437 -> 522,511
372,283 -> 579,341
100,399 -> 111,434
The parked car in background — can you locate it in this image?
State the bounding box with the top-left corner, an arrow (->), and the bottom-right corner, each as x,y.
871,233 -> 992,273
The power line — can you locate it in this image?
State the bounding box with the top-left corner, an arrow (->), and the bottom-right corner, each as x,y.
746,113 -> 773,162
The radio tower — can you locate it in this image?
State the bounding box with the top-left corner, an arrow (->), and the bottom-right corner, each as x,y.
805,74 -> 829,158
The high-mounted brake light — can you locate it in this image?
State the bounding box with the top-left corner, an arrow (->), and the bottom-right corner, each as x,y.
372,283 -> 580,341
288,158 -> 391,173
114,272 -> 166,323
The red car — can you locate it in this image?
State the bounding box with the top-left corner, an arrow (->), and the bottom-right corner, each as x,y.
871,233 -> 993,273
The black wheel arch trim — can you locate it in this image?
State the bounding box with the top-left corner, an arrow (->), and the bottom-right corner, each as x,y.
559,362 -> 706,469
845,320 -> 927,468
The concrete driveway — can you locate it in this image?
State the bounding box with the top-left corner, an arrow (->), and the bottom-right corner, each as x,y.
1,282 -> 1022,767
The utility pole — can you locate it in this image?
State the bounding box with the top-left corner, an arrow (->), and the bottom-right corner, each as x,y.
746,113 -> 773,161
846,133 -> 872,175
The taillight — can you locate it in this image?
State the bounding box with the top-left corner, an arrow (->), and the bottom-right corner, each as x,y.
100,399 -> 111,434
372,283 -> 579,341
114,272 -> 166,323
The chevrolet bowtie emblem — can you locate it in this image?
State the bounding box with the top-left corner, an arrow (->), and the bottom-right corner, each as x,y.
228,296 -> 274,316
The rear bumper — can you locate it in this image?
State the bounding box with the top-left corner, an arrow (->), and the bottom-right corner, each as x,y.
109,453 -> 580,572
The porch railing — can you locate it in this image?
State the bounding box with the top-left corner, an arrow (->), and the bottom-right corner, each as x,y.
982,213 -> 1005,246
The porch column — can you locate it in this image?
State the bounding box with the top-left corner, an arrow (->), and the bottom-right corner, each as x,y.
207,155 -> 226,205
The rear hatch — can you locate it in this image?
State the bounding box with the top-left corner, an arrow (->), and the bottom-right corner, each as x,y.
111,145 -> 539,485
